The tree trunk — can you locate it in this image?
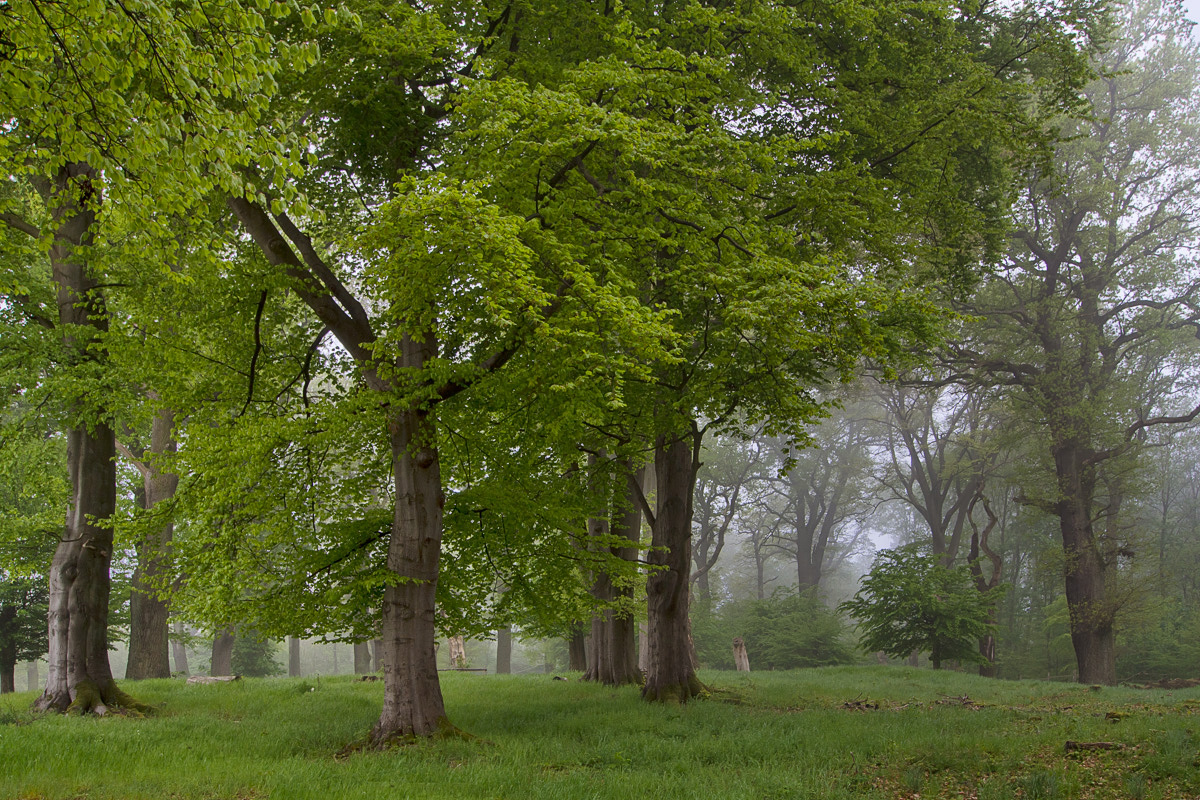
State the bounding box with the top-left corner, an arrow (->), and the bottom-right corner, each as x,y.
643,431 -> 705,703
495,627 -> 512,674
567,627 -> 587,671
448,636 -> 468,668
373,638 -> 383,673
638,620 -> 649,675
1056,442 -> 1117,685
211,629 -> 235,677
288,637 -> 301,677
1,636 -> 15,693
370,365 -> 450,745
978,633 -> 997,678
171,620 -> 189,675
27,661 -> 38,692
585,465 -> 644,686
34,163 -> 136,715
354,641 -> 372,674
732,637 -> 750,672
126,407 -> 177,680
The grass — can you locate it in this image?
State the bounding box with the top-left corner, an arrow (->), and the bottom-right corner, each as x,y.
3,667 -> 1200,799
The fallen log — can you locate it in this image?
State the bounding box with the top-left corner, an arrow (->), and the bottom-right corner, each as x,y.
186,675 -> 242,684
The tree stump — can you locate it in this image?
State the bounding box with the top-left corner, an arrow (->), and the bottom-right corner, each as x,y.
733,637 -> 750,672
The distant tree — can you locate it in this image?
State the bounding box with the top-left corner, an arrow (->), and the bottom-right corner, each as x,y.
842,544 -> 999,669
0,575 -> 48,693
230,635 -> 284,679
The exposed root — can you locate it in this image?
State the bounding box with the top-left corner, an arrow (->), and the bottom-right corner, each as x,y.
339,717 -> 487,757
641,674 -> 709,704
37,680 -> 153,717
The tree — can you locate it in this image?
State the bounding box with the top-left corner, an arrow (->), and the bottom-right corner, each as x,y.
842,544 -> 999,669
947,0 -> 1200,684
0,576 -> 48,693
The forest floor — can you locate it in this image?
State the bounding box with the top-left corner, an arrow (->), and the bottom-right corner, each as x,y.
3,666 -> 1200,799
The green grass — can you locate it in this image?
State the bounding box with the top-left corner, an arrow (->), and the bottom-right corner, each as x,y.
3,667 -> 1200,799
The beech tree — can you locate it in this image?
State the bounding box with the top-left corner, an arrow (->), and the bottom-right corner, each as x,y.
948,0 -> 1200,684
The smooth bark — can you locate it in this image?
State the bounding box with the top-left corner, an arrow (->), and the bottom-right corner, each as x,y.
288,637 -> 301,677
210,629 -> 235,677
495,626 -> 512,674
354,641 -> 372,674
34,163 -> 137,714
171,621 -> 189,675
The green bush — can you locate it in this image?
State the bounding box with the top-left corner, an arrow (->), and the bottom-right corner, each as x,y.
231,634 -> 284,678
692,590 -> 855,670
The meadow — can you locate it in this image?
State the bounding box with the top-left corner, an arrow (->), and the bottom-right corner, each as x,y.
3,667 -> 1199,799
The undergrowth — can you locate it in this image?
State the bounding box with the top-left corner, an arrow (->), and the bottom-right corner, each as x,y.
3,667 -> 1199,799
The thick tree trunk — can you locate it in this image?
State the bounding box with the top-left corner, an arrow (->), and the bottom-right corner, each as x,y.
1055,442 -> 1117,685
567,627 -> 587,671
370,367 -> 450,745
210,629 -> 235,677
643,431 -> 705,703
171,620 -> 189,675
288,637 -> 301,677
127,407 -> 177,680
354,641 -> 372,674
495,626 -> 512,674
34,163 -> 138,715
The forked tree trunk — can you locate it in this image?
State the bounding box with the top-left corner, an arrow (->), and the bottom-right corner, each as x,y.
495,626 -> 512,674
126,407 -> 178,680
643,431 -> 704,703
585,465 -> 643,686
34,164 -> 134,714
354,641 -> 372,674
171,621 -> 189,675
210,629 -> 235,676
288,637 -> 301,677
370,366 -> 449,745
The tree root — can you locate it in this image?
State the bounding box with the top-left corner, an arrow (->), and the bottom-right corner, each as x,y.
641,674 -> 709,704
339,716 -> 487,757
37,679 -> 154,717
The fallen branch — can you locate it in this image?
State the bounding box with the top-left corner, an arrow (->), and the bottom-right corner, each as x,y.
186,675 -> 242,684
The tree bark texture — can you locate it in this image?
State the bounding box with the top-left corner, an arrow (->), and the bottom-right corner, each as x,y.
643,432 -> 704,702
371,360 -> 450,744
373,638 -> 383,673
1,633 -> 14,693
495,626 -> 512,674
567,627 -> 587,672
448,636 -> 468,668
34,163 -> 135,714
210,629 -> 235,677
126,407 -> 178,680
28,661 -> 39,692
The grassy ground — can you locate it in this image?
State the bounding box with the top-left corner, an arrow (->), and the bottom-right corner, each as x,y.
3,667 -> 1200,799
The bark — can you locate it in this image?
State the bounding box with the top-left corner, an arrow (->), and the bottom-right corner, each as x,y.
126,407 -> 177,680
638,620 -> 649,674
642,430 -> 705,703
968,493 -> 1002,679
373,638 -> 383,673
495,626 -> 512,674
210,629 -> 235,677
1053,439 -> 1117,685
1,640 -> 14,693
370,349 -> 450,744
28,661 -> 39,692
584,465 -> 643,686
171,621 -> 189,675
354,641 -> 372,674
288,637 -> 301,677
34,163 -> 138,715
448,636 -> 468,668
732,638 -> 750,672
567,628 -> 587,671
